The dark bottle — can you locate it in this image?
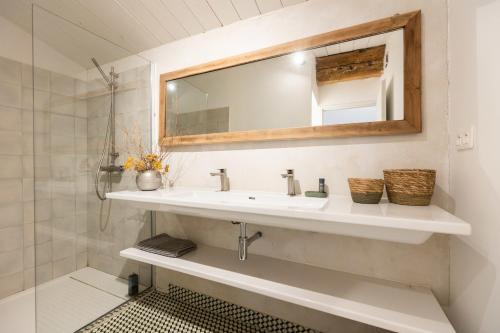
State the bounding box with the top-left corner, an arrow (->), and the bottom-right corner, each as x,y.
128,273 -> 139,296
319,178 -> 325,193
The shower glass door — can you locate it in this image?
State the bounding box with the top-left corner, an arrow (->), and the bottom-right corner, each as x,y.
33,5 -> 153,332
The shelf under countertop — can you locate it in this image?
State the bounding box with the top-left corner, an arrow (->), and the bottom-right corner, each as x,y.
121,245 -> 455,333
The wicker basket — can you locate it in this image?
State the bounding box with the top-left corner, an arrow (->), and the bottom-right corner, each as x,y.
348,178 -> 385,204
383,169 -> 436,206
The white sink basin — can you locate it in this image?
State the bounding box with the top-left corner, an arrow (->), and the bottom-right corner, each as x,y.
168,190 -> 328,210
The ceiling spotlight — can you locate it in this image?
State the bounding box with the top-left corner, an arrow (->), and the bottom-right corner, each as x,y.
167,82 -> 176,92
292,52 -> 306,65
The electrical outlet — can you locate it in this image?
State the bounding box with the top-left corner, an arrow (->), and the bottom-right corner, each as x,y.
455,127 -> 474,151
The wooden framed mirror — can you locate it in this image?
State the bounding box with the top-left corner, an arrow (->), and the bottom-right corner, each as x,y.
159,11 -> 421,146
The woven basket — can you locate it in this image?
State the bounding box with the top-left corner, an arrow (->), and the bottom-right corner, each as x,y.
348,178 -> 385,204
383,169 -> 436,206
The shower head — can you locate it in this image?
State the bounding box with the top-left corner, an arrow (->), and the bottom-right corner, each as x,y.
91,57 -> 112,86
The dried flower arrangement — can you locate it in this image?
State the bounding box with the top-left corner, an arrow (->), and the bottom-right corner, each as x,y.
123,154 -> 170,173
122,124 -> 170,174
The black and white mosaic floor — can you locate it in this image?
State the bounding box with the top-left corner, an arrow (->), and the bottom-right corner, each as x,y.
77,284 -> 321,333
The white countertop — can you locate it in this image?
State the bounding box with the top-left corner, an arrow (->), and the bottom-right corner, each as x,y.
107,187 -> 471,244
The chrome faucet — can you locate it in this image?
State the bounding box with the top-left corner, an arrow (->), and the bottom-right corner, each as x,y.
232,222 -> 262,261
210,168 -> 230,191
281,169 -> 296,196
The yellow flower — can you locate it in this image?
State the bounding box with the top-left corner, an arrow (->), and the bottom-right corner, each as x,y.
164,164 -> 170,173
123,157 -> 136,171
145,153 -> 157,162
152,160 -> 162,171
135,160 -> 146,172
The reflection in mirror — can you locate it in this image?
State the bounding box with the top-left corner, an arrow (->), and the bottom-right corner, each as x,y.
166,29 -> 404,136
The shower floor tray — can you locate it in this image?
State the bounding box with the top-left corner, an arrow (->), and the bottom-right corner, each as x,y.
77,284 -> 320,333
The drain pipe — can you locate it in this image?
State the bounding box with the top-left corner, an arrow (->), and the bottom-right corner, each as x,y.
232,222 -> 262,261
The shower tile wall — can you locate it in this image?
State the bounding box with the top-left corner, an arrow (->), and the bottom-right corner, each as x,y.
32,61 -> 89,285
0,55 -> 26,299
0,56 -> 152,299
0,55 -> 87,299
86,64 -> 152,286
172,107 -> 230,136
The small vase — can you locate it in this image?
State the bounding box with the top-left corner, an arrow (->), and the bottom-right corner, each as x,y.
136,170 -> 162,191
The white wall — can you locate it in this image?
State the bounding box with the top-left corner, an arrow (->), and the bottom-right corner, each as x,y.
382,29 -> 404,120
142,0 -> 450,208
168,80 -> 207,115
447,0 -> 500,332
175,53 -> 314,131
318,77 -> 380,108
140,1 -> 451,323
0,16 -> 84,78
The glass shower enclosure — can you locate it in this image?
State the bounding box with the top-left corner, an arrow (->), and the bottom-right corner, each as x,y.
32,6 -> 153,332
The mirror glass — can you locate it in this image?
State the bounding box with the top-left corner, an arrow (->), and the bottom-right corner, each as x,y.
165,29 -> 404,136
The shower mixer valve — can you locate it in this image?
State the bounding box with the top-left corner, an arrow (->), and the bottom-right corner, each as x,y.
99,165 -> 125,173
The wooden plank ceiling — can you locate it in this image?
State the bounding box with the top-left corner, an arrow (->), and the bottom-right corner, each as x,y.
0,0 -> 307,68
